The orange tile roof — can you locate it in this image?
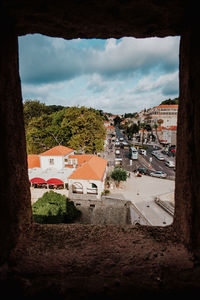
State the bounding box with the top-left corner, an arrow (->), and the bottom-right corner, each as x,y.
69,156 -> 107,181
40,145 -> 74,156
156,105 -> 178,109
28,154 -> 40,168
65,164 -> 74,168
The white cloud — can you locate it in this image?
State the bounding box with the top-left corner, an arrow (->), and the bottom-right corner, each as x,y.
19,35 -> 180,114
131,71 -> 178,95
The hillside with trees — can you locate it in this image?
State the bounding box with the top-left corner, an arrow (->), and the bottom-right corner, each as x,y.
24,100 -> 106,154
160,98 -> 179,105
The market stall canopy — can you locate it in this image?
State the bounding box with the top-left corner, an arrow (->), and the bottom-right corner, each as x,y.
47,178 -> 64,185
30,177 -> 46,184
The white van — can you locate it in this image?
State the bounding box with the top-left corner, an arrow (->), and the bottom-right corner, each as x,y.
139,149 -> 146,155
165,160 -> 175,168
115,149 -> 120,155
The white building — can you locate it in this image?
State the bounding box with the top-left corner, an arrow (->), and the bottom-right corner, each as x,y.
28,146 -> 107,200
160,126 -> 177,145
40,145 -> 74,170
68,155 -> 107,199
147,104 -> 178,127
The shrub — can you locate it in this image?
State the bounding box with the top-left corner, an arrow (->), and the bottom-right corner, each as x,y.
111,167 -> 128,187
104,189 -> 110,195
32,191 -> 81,224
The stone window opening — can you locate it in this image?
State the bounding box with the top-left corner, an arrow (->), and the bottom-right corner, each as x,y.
72,182 -> 84,194
1,2 -> 200,297
49,158 -> 54,165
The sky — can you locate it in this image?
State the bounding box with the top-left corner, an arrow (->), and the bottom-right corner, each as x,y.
19,34 -> 180,114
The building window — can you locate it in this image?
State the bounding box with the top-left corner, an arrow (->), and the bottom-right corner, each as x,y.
49,158 -> 54,165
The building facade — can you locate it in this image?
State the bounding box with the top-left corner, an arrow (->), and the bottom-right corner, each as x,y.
28,146 -> 107,201
146,104 -> 178,127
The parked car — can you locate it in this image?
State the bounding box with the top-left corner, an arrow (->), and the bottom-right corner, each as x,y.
150,171 -> 167,178
152,151 -> 164,160
151,151 -> 158,156
135,167 -> 151,175
155,153 -> 164,160
165,160 -> 175,168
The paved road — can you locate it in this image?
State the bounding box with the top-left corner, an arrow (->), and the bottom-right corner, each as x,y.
104,127 -> 175,225
110,174 -> 174,226
114,127 -> 175,180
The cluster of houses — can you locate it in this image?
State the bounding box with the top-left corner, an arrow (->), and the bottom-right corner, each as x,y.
136,104 -> 178,145
103,104 -> 178,146
28,145 -> 107,201
28,104 -> 178,203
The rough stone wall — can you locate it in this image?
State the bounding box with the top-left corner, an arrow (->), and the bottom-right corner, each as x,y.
3,0 -> 185,38
0,28 -> 32,264
1,0 -> 200,298
73,198 -> 130,225
174,25 -> 200,255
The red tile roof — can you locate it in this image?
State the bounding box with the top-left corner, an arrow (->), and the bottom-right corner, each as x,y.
156,105 -> 178,109
28,155 -> 40,168
69,156 -> 107,181
40,145 -> 74,156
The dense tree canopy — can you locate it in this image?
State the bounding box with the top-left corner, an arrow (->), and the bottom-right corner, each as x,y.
24,100 -> 106,154
113,116 -> 122,126
160,98 -> 179,105
32,191 -> 81,224
111,167 -> 128,187
23,100 -> 65,127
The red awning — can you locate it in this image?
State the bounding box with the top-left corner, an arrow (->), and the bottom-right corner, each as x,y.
47,178 -> 64,185
30,177 -> 46,184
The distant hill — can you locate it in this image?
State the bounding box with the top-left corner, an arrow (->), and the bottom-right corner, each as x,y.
160,98 -> 179,105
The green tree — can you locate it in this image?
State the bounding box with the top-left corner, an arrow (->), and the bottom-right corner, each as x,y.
32,191 -> 81,224
140,123 -> 146,145
152,123 -> 159,142
113,116 -> 122,126
23,100 -> 66,128
26,110 -> 70,154
111,167 -> 128,187
160,98 -> 179,105
61,106 -> 106,153
23,100 -> 47,127
25,105 -> 106,154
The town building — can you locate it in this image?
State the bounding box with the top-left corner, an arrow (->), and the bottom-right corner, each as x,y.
105,125 -> 115,135
145,104 -> 178,127
28,145 -> 107,201
40,145 -> 74,169
157,125 -> 177,146
136,104 -> 178,145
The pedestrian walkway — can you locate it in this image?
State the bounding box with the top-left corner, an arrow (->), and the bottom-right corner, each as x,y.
109,174 -> 175,226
